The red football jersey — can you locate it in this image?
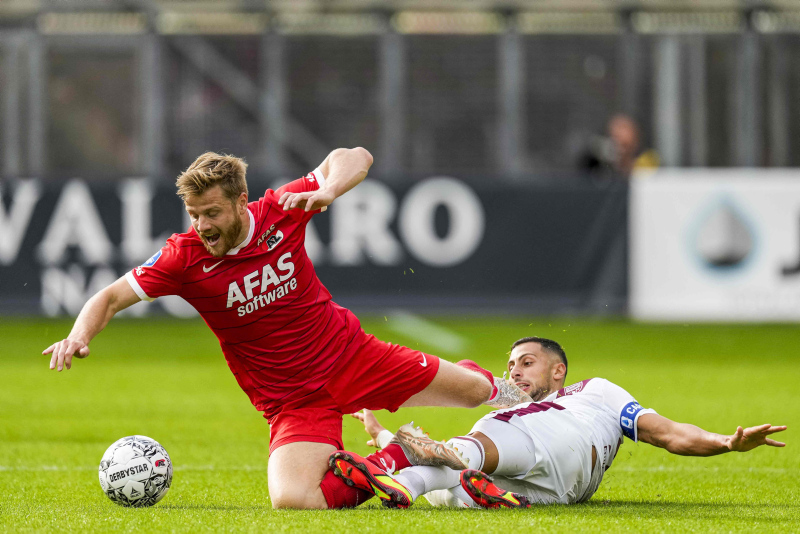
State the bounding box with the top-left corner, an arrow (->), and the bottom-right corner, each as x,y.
125,170 -> 365,416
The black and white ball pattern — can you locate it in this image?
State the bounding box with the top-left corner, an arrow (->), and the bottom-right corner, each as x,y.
98,435 -> 172,507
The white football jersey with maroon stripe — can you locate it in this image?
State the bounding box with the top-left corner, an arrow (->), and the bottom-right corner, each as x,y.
471,378 -> 655,504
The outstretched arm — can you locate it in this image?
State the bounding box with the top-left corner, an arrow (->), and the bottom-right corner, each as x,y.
278,147 -> 373,213
352,409 -> 394,448
42,276 -> 141,371
637,413 -> 786,456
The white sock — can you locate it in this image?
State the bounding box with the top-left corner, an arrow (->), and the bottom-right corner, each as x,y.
447,436 -> 485,470
394,466 -> 461,501
446,484 -> 479,508
376,429 -> 395,449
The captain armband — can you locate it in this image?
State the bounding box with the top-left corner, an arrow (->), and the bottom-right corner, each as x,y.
619,401 -> 656,442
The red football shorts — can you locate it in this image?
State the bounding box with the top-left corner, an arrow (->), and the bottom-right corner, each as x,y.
267,333 -> 440,454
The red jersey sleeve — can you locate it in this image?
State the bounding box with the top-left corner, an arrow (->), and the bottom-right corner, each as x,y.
125,235 -> 185,301
272,168 -> 326,224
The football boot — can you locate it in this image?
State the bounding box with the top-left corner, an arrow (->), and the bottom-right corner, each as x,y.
460,469 -> 533,509
329,451 -> 414,509
391,423 -> 468,471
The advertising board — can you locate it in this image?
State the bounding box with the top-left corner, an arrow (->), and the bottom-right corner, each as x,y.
0,176 -> 628,316
631,170 -> 800,321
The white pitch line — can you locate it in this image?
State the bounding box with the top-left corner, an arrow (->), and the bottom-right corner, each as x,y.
385,310 -> 468,355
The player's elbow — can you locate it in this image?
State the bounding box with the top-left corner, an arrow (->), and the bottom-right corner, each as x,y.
351,146 -> 373,169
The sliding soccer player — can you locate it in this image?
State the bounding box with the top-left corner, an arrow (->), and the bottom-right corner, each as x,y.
333,336 -> 787,508
42,149 -> 528,509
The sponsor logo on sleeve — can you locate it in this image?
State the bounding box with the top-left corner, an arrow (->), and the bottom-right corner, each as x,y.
135,250 -> 162,277
142,250 -> 162,267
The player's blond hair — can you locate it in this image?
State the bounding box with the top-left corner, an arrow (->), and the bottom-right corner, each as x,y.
176,152 -> 248,203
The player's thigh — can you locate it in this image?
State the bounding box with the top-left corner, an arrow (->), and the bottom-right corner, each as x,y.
268,441 -> 335,509
401,359 -> 490,408
470,418 -> 536,476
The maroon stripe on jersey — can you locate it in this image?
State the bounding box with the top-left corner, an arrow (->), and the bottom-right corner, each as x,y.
556,379 -> 593,398
456,436 -> 484,467
493,401 -> 565,422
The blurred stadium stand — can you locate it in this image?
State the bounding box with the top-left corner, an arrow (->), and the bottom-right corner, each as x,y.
2,0 -> 800,180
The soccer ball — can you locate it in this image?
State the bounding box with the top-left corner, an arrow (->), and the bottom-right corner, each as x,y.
98,435 -> 172,507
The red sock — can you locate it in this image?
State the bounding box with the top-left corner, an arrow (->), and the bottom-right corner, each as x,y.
320,446 -> 412,508
366,444 -> 411,473
456,359 -> 497,400
320,469 -> 372,508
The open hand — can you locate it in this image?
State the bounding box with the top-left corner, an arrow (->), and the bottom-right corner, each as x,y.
728,424 -> 787,452
351,409 -> 387,448
43,338 -> 90,371
278,189 -> 334,213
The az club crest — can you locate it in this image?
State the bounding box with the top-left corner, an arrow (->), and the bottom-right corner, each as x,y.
257,224 -> 276,248
266,231 -> 284,251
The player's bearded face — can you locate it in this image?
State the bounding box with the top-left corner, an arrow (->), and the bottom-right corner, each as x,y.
199,208 -> 242,257
508,343 -> 562,402
185,188 -> 246,258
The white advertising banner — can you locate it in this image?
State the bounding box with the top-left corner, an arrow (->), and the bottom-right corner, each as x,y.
631,169 -> 800,321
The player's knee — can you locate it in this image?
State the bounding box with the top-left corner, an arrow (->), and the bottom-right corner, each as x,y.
270,488 -> 319,510
269,487 -> 299,509
270,485 -> 325,510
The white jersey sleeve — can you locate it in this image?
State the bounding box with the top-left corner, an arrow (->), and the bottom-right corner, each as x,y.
592,379 -> 657,442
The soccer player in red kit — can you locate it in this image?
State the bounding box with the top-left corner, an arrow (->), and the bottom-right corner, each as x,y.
43,149 -> 526,509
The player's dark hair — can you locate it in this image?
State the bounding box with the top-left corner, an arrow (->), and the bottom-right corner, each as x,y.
511,336 -> 568,376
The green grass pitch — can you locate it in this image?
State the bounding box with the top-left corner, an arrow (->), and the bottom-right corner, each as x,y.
1,316 -> 797,532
